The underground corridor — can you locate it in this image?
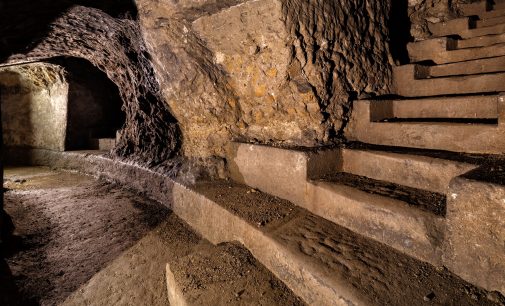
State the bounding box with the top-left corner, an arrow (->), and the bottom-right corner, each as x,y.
1,0 -> 505,305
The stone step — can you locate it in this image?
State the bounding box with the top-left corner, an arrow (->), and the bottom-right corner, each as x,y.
89,138 -> 116,151
306,174 -> 444,261
345,97 -> 505,154
458,32 -> 505,48
425,56 -> 505,77
428,16 -> 505,38
460,0 -> 491,16
340,148 -> 478,194
393,65 -> 505,96
478,7 -> 505,19
226,143 -> 445,263
10,148 -> 505,297
369,95 -> 498,121
476,15 -> 505,27
408,37 -> 505,64
459,22 -> 505,38
428,17 -> 471,38
165,242 -> 304,306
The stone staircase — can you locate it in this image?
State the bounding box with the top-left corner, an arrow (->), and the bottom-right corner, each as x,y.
219,0 -> 505,301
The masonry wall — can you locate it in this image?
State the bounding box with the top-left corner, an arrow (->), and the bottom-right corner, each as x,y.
0,63 -> 68,151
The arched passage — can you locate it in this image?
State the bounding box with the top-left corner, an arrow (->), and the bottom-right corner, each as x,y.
52,57 -> 126,151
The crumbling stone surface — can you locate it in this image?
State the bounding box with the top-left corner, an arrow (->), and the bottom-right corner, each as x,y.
137,0 -> 393,159
1,0 -> 395,164
2,5 -> 180,166
408,0 -> 472,40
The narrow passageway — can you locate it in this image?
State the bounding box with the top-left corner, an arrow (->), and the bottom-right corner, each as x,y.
1,166 -> 173,305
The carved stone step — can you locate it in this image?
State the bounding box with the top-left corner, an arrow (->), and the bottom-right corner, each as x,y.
165,242 -> 303,306
369,95 -> 498,120
393,65 -> 505,96
339,148 -> 478,194
346,97 -> 505,154
408,37 -> 505,64
423,56 -> 505,77
477,15 -> 505,27
458,32 -> 505,48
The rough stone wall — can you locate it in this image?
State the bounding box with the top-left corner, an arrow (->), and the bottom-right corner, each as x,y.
2,6 -> 180,166
0,63 -> 69,151
137,0 -> 393,159
408,0 -> 472,40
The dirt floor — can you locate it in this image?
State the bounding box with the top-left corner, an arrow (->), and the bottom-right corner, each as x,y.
0,166 -> 304,306
1,166 -> 174,306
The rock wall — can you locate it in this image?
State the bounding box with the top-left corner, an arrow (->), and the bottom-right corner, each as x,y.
1,0 -> 395,166
408,0 -> 473,40
137,0 -> 394,159
1,5 -> 180,166
0,63 -> 69,151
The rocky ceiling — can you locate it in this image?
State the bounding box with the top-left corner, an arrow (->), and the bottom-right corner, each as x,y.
0,0 -> 180,166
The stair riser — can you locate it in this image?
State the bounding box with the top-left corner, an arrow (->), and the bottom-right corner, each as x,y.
459,23 -> 505,39
408,39 -> 505,64
347,99 -> 505,154
370,96 -> 498,120
476,15 -> 505,28
458,32 -> 505,48
426,56 -> 505,77
227,143 -> 340,206
341,149 -> 477,194
394,65 -> 505,96
478,8 -> 505,19
172,183 -> 363,306
428,18 -> 470,38
306,181 -> 443,264
445,177 -> 505,295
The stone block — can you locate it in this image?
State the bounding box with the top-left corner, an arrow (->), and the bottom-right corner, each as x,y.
444,177 -> 505,295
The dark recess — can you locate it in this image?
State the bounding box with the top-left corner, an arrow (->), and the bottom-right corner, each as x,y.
388,0 -> 412,65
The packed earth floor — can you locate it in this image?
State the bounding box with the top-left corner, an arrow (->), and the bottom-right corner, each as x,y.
1,166 -> 176,305
1,165 -> 504,306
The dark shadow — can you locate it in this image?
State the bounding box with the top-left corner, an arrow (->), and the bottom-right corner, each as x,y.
0,71 -> 36,150
0,258 -> 38,306
48,57 -> 126,150
388,0 -> 412,65
0,0 -> 139,63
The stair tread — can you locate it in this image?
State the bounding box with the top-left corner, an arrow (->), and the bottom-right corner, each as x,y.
317,172 -> 446,216
460,22 -> 505,38
408,39 -> 505,64
458,32 -> 505,48
426,55 -> 505,77
369,95 -> 498,120
346,141 -> 505,165
393,66 -> 505,96
186,180 -> 500,306
166,242 -> 305,306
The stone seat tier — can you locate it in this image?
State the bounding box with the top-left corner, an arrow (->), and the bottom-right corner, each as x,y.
10,148 -> 505,298
458,32 -> 505,48
369,95 -> 498,120
226,143 -> 481,263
